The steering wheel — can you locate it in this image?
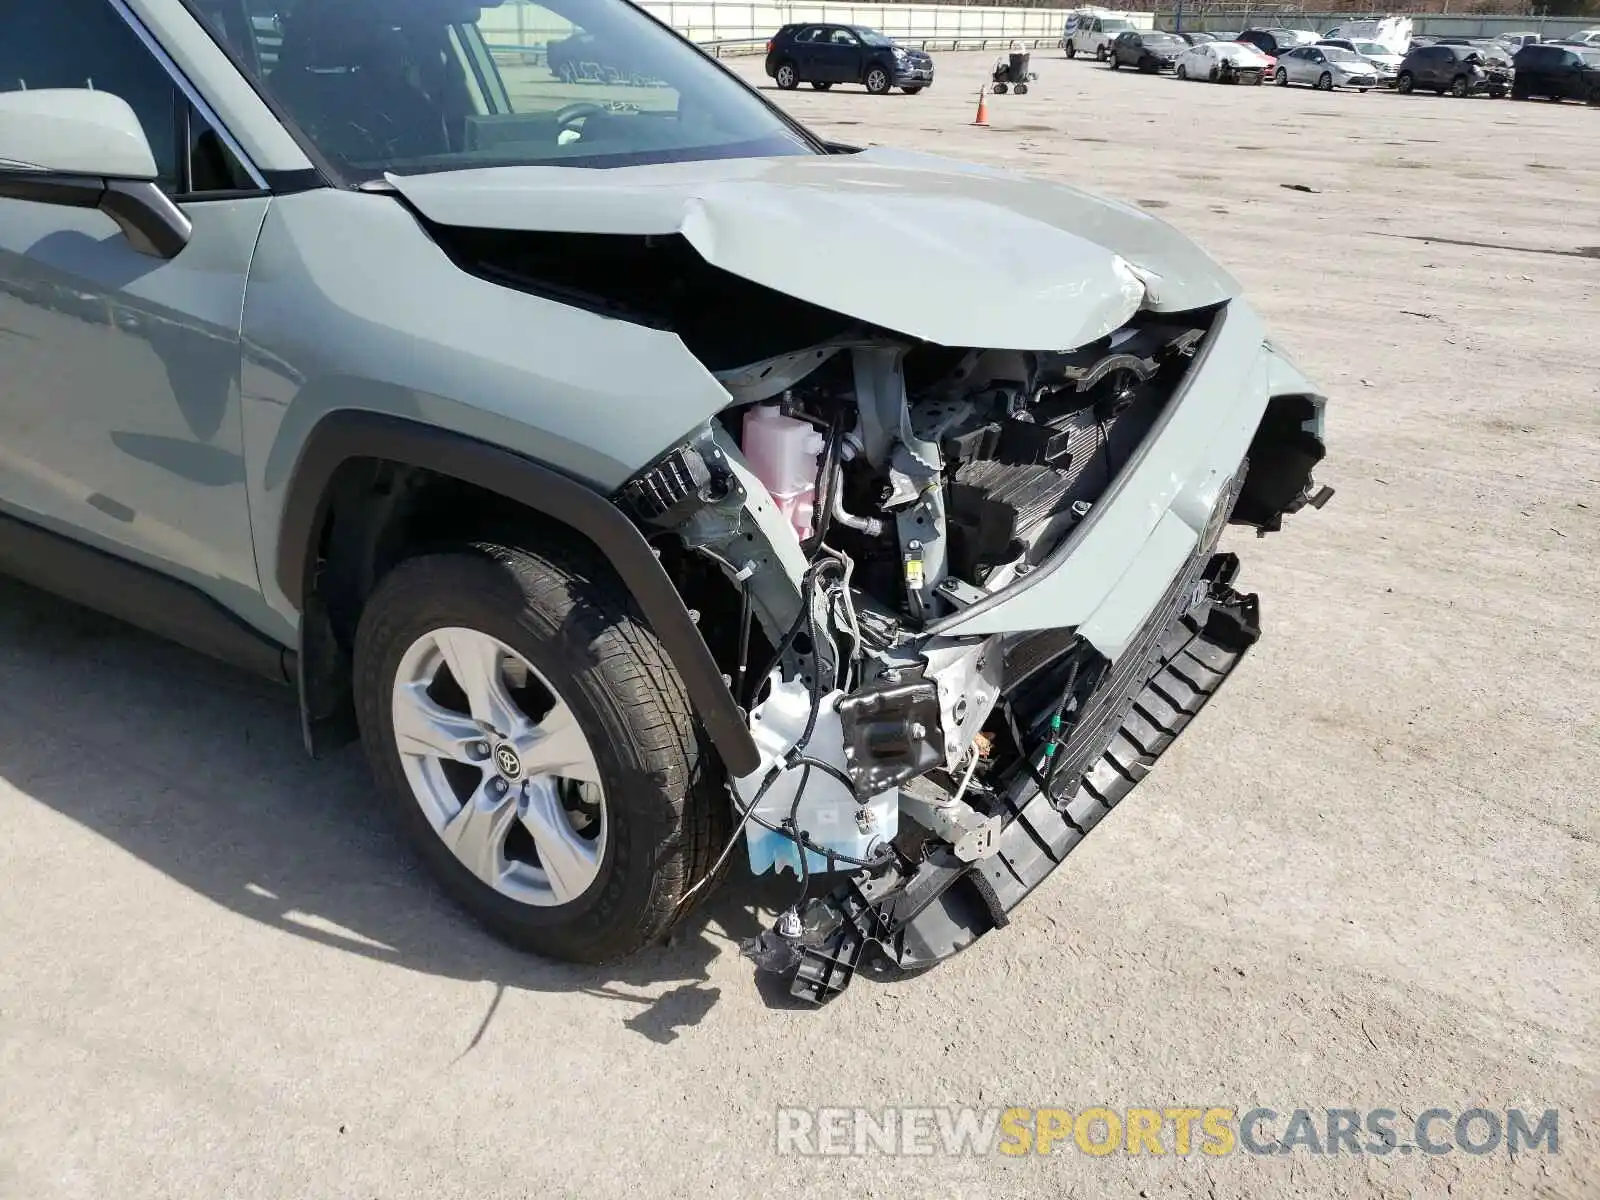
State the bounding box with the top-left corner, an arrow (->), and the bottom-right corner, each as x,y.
554,101 -> 607,130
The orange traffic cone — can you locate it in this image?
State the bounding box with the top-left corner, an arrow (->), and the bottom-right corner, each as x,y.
972,86 -> 990,127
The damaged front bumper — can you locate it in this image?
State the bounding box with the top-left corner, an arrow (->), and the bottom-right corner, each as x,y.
749,553 -> 1259,1003
619,297 -> 1329,1002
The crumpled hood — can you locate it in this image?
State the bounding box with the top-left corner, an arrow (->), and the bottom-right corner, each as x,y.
385,147 -> 1239,351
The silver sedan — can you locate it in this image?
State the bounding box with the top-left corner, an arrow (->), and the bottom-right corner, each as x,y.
1274,45 -> 1381,90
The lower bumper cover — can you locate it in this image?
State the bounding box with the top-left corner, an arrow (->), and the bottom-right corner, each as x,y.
751,553 -> 1261,1005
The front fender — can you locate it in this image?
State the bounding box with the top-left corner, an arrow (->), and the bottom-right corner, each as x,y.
273,411 -> 760,777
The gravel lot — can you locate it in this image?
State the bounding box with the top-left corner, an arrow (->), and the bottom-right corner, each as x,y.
2,49 -> 1597,1200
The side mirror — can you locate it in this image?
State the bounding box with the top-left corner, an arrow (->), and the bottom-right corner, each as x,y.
0,89 -> 192,259
0,88 -> 158,178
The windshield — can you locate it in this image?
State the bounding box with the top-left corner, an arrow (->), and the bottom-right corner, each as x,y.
1352,41 -> 1389,56
191,0 -> 814,181
855,28 -> 894,47
1322,47 -> 1362,62
1145,34 -> 1182,46
1104,20 -> 1134,32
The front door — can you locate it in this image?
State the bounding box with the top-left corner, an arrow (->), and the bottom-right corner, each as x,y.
790,26 -> 827,79
1419,48 -> 1447,86
815,28 -> 864,83
0,0 -> 267,602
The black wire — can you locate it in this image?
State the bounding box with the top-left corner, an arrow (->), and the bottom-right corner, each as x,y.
745,559 -> 839,709
780,580 -> 847,904
1003,700 -> 1050,792
747,807 -> 891,870
802,412 -> 845,557
733,578 -> 753,706
1042,658 -> 1082,796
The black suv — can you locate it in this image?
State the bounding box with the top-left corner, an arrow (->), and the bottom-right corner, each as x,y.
1109,30 -> 1186,72
765,24 -> 934,95
1396,43 -> 1511,97
1511,43 -> 1600,102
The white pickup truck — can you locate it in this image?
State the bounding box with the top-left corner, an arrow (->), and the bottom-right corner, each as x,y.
1064,10 -> 1141,60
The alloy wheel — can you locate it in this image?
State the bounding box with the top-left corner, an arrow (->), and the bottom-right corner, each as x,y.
391,626 -> 606,908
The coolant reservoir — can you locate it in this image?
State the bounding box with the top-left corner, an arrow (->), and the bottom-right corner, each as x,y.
733,676 -> 897,876
741,403 -> 825,543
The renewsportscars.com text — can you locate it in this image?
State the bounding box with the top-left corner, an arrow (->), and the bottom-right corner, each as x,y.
775,1106 -> 1560,1158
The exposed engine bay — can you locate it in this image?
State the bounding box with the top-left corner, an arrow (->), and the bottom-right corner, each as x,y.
619,304 -> 1250,923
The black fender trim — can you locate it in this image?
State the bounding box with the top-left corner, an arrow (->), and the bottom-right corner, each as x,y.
276,411 -> 760,777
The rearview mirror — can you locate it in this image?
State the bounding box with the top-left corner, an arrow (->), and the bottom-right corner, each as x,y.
0,89 -> 191,259
0,88 -> 158,179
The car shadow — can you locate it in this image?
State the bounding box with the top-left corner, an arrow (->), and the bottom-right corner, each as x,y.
754,84 -> 916,97
0,576 -> 802,1040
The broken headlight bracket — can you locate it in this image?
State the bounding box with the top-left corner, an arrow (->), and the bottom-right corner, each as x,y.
835,673 -> 945,795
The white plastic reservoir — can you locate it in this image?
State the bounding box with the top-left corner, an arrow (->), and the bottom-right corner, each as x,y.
741,403 -> 825,543
732,675 -> 898,876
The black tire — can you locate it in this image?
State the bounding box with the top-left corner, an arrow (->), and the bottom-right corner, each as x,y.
1095,44 -> 1108,62
1511,81 -> 1529,99
1275,67 -> 1288,86
1317,71 -> 1333,91
1450,74 -> 1469,98
1176,62 -> 1187,80
810,80 -> 832,90
865,65 -> 891,95
1066,42 -> 1077,59
1488,88 -> 1504,99
901,85 -> 924,94
353,544 -> 726,964
1397,71 -> 1414,94
1014,82 -> 1028,95
1210,65 -> 1219,82
1589,86 -> 1600,107
1109,55 -> 1120,69
774,60 -> 799,90
993,81 -> 1008,94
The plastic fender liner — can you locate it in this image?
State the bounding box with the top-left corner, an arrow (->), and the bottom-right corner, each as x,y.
276,410 -> 760,776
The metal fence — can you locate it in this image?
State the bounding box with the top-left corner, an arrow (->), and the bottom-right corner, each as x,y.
476,1 -> 1157,56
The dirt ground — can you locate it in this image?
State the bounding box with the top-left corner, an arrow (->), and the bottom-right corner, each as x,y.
2,50 -> 1597,1200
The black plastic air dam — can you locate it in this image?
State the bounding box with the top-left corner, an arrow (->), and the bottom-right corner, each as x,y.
752,562 -> 1262,1005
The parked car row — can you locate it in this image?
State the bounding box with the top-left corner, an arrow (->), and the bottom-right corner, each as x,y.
1075,20 -> 1600,105
752,13 -> 1598,106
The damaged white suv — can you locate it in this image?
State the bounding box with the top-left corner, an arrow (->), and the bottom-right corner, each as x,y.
0,0 -> 1331,1002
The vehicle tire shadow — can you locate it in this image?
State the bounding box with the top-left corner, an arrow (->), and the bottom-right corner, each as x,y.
0,576 -> 793,1036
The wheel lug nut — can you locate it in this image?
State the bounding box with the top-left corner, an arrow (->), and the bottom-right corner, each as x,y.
472,741 -> 491,759
490,778 -> 508,796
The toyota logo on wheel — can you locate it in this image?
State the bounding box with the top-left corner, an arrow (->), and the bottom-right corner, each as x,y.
494,744 -> 524,780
